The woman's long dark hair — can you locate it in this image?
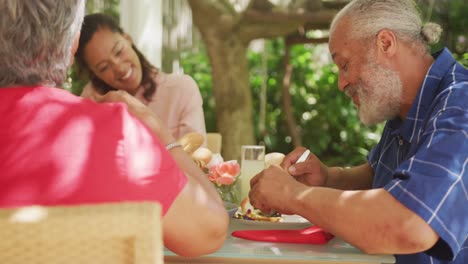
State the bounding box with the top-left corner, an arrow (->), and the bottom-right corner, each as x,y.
75,13 -> 157,101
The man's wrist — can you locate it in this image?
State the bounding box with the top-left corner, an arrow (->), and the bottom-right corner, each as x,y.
326,166 -> 344,187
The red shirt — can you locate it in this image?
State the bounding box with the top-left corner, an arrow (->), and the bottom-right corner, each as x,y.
0,86 -> 187,216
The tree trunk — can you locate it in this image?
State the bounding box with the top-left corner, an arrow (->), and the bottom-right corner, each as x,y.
187,0 -> 346,160
281,42 -> 302,147
204,35 -> 255,160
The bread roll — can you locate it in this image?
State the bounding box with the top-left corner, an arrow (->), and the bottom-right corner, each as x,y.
191,147 -> 213,168
265,152 -> 285,168
178,132 -> 204,154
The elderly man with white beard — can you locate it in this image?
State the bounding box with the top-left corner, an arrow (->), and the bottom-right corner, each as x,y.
248,1 -> 467,264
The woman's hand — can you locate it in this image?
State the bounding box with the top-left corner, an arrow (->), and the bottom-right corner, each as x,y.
95,90 -> 174,144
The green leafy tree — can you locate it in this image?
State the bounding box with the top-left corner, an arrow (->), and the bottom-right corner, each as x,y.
183,40 -> 384,166
417,0 -> 468,54
187,0 -> 347,160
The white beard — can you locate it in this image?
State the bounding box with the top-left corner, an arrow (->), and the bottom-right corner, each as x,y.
346,56 -> 403,126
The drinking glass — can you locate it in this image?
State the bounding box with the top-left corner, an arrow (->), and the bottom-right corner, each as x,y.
240,145 -> 265,200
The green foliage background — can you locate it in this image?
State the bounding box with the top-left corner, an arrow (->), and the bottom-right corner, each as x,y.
175,0 -> 468,166
182,41 -> 383,166
182,43 -> 467,166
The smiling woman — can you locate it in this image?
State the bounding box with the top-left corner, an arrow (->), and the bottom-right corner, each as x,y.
83,27 -> 142,94
74,13 -> 207,140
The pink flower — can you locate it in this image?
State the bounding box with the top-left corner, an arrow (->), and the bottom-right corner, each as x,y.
208,160 -> 240,186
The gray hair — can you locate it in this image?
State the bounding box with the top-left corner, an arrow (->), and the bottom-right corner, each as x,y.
331,0 -> 442,52
0,0 -> 85,87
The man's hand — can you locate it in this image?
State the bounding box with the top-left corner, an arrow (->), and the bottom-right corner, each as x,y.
249,165 -> 306,215
281,147 -> 329,187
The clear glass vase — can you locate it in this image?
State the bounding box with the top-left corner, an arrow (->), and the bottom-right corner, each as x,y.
215,183 -> 240,205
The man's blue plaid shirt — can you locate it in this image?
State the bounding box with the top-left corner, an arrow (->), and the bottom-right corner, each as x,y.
368,48 -> 467,264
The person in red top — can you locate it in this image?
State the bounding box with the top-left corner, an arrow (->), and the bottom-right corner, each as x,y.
0,0 -> 228,258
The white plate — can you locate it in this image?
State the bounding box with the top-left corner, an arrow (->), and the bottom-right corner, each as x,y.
232,214 -> 312,229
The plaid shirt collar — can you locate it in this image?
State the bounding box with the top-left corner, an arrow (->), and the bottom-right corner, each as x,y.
387,48 -> 456,143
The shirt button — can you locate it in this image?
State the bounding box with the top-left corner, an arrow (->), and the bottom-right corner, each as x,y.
397,137 -> 404,146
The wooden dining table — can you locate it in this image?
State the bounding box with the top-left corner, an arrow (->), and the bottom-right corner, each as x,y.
164,217 -> 396,264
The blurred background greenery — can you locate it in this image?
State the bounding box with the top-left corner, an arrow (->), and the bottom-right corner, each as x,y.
70,0 -> 467,166
181,42 -> 382,166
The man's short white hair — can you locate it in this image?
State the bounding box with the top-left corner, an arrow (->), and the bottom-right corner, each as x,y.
0,0 -> 85,87
331,0 -> 442,52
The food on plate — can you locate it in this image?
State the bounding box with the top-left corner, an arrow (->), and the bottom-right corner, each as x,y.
178,132 -> 204,154
233,197 -> 282,222
265,152 -> 285,168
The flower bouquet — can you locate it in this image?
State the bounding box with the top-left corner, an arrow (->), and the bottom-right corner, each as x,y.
177,132 -> 241,205
208,160 -> 241,205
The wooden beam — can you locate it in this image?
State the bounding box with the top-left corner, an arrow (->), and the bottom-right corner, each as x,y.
286,35 -> 329,45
